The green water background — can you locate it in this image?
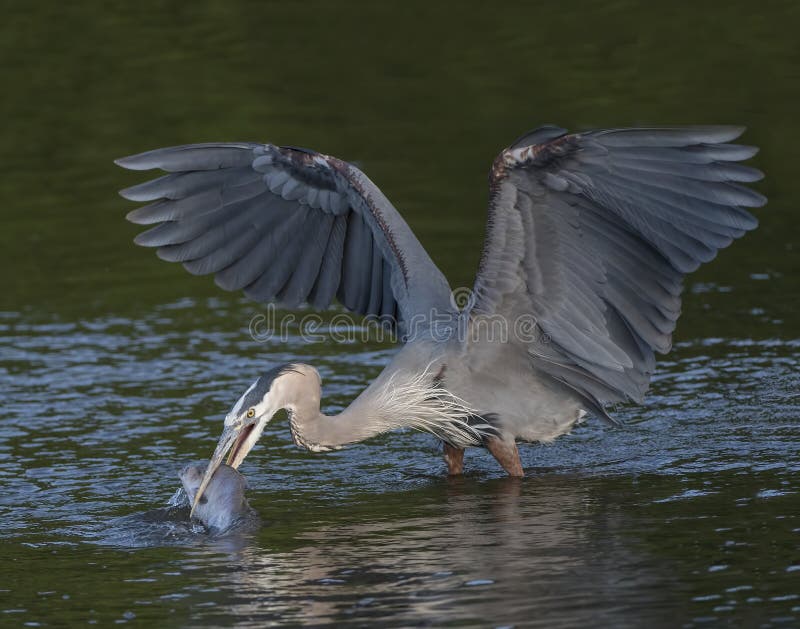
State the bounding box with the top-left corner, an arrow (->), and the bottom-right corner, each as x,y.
1,1 -> 798,627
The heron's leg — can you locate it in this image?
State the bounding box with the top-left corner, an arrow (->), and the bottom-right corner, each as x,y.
443,442 -> 464,475
486,436 -> 524,477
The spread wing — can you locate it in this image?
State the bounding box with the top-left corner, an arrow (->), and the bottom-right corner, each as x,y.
116,143 -> 454,330
469,125 -> 766,420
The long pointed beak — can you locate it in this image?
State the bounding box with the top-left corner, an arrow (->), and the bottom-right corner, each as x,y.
190,425 -> 239,518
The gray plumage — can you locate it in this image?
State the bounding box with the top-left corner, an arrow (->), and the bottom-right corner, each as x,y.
117,125 -> 766,492
117,143 -> 455,328
470,125 -> 765,423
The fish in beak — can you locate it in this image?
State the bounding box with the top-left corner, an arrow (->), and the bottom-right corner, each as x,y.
190,426 -> 237,518
190,418 -> 262,518
190,365 -> 295,516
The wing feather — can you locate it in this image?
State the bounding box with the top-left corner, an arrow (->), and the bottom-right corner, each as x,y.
308,215 -> 347,310
242,206 -> 313,301
277,214 -> 335,307
337,213 -> 373,313
470,125 -> 765,418
117,143 -> 454,331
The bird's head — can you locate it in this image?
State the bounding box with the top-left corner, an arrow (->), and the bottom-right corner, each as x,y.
189,363 -> 321,516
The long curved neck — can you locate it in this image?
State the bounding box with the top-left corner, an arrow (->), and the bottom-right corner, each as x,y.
279,359 -> 487,452
285,385 -> 391,452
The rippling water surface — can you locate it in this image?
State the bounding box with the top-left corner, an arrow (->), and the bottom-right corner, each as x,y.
3,304 -> 798,627
2,1 -> 799,627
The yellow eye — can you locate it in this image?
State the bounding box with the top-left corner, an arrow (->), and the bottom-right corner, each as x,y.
246,408 -> 255,418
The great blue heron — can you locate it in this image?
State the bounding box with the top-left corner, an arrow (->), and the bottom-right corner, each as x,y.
116,125 -> 765,512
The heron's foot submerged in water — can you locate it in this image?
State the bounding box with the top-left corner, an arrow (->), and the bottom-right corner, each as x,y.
443,442 -> 464,475
442,438 -> 524,477
485,436 -> 524,477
